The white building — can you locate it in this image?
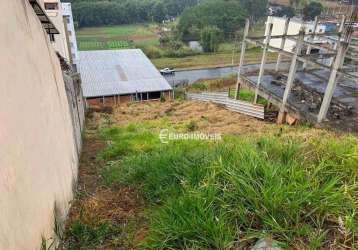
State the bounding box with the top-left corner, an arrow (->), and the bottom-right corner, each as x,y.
62,3 -> 79,65
43,0 -> 78,66
42,0 -> 70,61
265,16 -> 327,52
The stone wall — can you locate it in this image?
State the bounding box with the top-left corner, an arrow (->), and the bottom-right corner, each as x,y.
0,0 -> 84,249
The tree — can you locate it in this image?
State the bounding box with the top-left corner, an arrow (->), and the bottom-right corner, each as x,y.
302,2 -> 323,21
275,6 -> 295,18
200,26 -> 223,52
239,0 -> 268,22
178,1 -> 247,40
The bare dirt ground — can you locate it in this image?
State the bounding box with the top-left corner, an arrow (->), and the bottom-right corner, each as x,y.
113,100 -> 273,135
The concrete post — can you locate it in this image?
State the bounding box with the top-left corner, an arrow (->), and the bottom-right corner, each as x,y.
254,21 -> 274,104
329,15 -> 345,66
235,19 -> 250,99
277,29 -> 305,124
302,16 -> 319,70
275,18 -> 290,72
317,44 -> 347,123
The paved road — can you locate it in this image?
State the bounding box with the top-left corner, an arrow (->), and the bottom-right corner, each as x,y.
164,62 -> 289,86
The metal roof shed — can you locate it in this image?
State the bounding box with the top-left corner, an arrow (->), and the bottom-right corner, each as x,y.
78,49 -> 172,98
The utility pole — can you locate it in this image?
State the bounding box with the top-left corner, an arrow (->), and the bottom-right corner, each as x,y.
235,19 -> 250,99
254,20 -> 273,104
277,29 -> 305,124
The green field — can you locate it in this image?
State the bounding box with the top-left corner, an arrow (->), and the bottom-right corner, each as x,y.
76,24 -> 159,51
76,23 -> 276,69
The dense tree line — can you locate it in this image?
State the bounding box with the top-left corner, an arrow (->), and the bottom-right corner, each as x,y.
64,0 -> 199,27
177,0 -> 267,40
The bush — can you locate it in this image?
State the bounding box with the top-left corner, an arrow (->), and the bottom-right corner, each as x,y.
164,46 -> 199,58
142,46 -> 163,59
200,26 -> 223,53
190,82 -> 207,91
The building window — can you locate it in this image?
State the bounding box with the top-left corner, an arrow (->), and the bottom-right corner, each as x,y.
49,34 -> 55,42
44,3 -> 59,10
68,30 -> 72,36
319,29 -> 323,33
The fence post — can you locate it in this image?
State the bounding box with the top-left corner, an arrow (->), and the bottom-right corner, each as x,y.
235,19 -> 250,99
254,21 -> 274,104
277,29 -> 305,124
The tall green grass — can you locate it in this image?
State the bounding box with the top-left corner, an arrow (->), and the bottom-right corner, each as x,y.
99,124 -> 358,249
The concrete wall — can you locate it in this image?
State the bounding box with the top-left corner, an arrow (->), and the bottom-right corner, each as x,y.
0,0 -> 82,249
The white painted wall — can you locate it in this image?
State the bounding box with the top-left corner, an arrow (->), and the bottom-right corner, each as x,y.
43,0 -> 71,62
62,3 -> 79,65
265,16 -> 327,52
0,0 -> 79,249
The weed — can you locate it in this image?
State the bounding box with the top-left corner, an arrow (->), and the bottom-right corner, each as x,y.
98,125 -> 358,248
186,120 -> 199,131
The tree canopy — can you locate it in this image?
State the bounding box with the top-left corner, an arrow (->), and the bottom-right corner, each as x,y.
200,26 -> 223,52
177,0 -> 249,40
67,0 -> 200,27
302,2 -> 323,21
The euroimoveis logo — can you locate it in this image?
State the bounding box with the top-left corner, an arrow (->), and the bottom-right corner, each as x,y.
159,129 -> 222,144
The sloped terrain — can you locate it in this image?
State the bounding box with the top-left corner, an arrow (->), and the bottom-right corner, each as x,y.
63,100 -> 358,249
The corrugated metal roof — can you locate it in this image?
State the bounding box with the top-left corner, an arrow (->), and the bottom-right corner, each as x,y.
78,49 -> 172,97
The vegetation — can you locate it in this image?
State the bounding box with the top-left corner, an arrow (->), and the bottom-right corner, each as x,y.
189,75 -> 268,105
76,24 -> 158,51
152,47 -> 278,69
88,121 -> 358,249
200,26 -> 223,53
302,1 -> 323,21
65,0 -> 199,28
275,6 -> 296,17
177,1 -> 247,40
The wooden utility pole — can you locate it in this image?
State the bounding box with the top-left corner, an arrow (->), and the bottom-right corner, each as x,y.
254,21 -> 273,104
235,19 -> 250,99
277,29 -> 305,124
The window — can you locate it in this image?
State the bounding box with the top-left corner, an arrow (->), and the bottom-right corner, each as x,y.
319,29 -> 323,33
49,34 -> 55,42
308,29 -> 312,33
44,3 -> 58,10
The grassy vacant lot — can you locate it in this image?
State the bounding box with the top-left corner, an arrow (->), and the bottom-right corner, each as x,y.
63,100 -> 358,249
